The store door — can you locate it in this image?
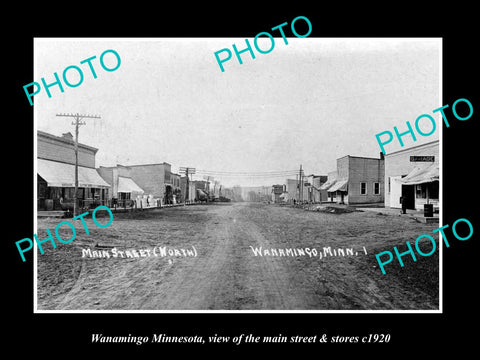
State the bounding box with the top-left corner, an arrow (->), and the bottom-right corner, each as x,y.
390,176 -> 403,208
401,184 -> 415,210
165,185 -> 172,204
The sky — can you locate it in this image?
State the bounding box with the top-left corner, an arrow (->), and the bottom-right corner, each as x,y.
34,38 -> 441,187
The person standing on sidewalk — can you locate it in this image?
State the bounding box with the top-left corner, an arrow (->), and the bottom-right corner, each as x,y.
400,196 -> 407,214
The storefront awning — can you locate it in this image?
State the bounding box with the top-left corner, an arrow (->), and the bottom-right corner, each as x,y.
398,163 -> 439,185
37,158 -> 111,188
327,179 -> 348,192
117,176 -> 144,194
319,179 -> 336,191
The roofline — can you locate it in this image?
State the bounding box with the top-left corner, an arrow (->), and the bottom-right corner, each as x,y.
37,130 -> 99,153
98,164 -> 133,170
384,139 -> 439,156
37,157 -> 96,169
337,155 -> 383,161
127,162 -> 171,167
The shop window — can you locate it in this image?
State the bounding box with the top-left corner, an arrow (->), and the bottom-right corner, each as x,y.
119,192 -> 131,200
63,187 -> 75,199
416,182 -> 439,199
77,188 -> 85,199
38,182 -> 47,198
360,182 -> 367,195
93,188 -> 101,199
416,184 -> 425,198
50,187 -> 62,199
374,182 -> 380,195
431,181 -> 439,199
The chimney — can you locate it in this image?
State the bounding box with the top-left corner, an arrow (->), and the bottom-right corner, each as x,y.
62,132 -> 74,141
379,151 -> 385,160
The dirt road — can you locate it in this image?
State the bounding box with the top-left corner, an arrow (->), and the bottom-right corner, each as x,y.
37,202 -> 439,310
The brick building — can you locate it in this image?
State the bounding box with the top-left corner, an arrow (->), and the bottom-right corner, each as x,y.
37,130 -> 110,211
97,164 -> 144,206
128,163 -> 172,205
271,184 -> 286,203
170,172 -> 182,203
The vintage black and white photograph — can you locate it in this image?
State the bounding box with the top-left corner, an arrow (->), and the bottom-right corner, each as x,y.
33,37 -> 441,312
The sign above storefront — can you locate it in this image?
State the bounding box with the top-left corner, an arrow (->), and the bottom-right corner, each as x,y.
410,156 -> 435,162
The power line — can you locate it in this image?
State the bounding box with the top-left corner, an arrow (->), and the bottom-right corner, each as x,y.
196,169 -> 298,172
195,173 -> 299,178
195,169 -> 299,175
196,172 -> 299,176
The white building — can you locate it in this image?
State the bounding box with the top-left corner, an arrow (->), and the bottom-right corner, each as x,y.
285,178 -> 309,203
384,140 -> 439,211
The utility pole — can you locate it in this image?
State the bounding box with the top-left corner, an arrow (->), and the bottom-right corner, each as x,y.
186,168 -> 190,202
56,113 -> 101,216
296,174 -> 298,204
202,175 -> 214,203
299,164 -> 304,203
180,167 -> 196,202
